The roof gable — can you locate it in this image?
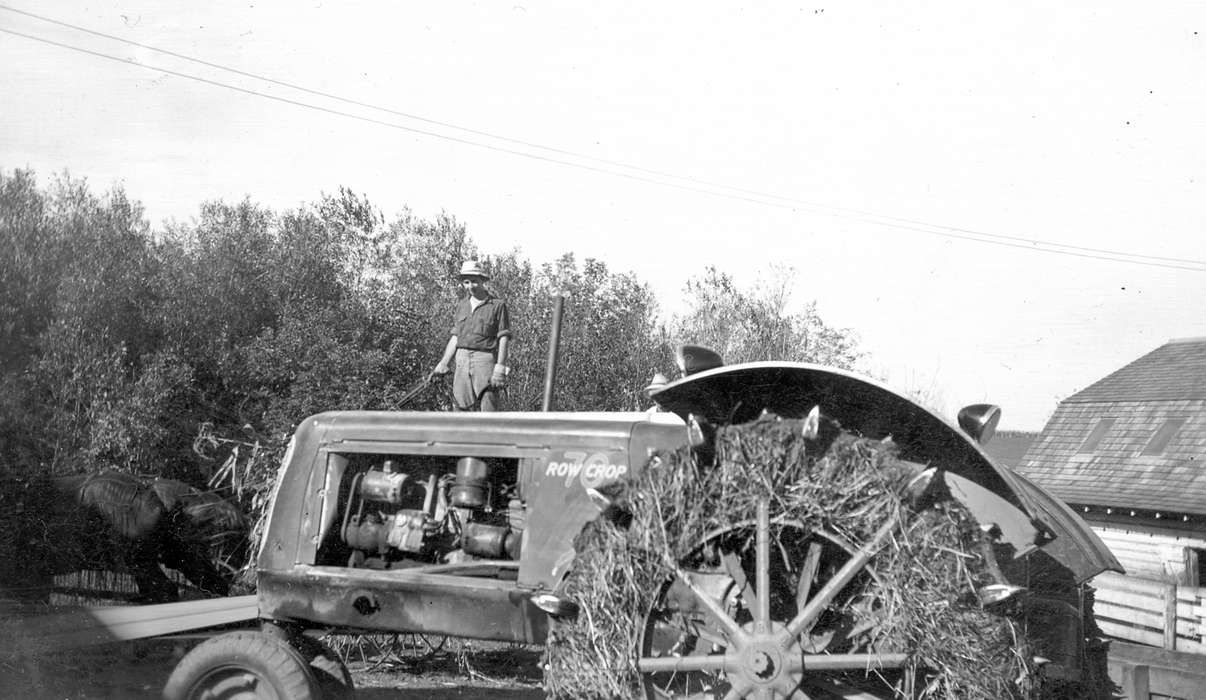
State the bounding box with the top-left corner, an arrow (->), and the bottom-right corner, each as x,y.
1018,338 -> 1206,515
1067,337 -> 1206,403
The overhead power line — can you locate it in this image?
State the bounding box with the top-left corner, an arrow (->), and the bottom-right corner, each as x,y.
5,4 -> 1200,270
2,10 -> 1203,273
0,29 -> 817,204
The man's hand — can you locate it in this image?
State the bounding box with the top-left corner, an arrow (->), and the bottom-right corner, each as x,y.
490,363 -> 509,388
432,361 -> 450,375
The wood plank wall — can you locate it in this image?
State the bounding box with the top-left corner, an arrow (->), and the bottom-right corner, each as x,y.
1093,571 -> 1206,655
1092,526 -> 1206,583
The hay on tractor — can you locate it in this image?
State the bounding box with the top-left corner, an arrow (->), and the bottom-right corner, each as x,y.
545,414 -> 1043,700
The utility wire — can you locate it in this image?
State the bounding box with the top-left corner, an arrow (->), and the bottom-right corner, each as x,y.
0,29 -> 782,204
5,4 -> 1200,268
2,21 -> 1204,273
5,4 -> 1201,269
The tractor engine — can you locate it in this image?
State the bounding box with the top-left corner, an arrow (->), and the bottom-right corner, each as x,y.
337,457 -> 524,569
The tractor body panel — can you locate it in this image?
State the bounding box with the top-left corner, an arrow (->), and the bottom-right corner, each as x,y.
257,564 -> 548,643
256,410 -> 687,638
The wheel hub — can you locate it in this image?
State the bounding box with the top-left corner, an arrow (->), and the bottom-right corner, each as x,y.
745,644 -> 781,680
728,622 -> 804,693
749,648 -> 774,677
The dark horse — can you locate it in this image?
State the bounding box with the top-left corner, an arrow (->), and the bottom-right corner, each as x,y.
1,471 -> 245,604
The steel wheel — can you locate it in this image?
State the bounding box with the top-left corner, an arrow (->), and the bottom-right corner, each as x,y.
639,500 -> 908,699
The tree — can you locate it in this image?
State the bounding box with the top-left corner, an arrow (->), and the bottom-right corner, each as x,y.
670,265 -> 861,370
514,254 -> 668,412
4,167 -> 862,487
0,170 -> 171,474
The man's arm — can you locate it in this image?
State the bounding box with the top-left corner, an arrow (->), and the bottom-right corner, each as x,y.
433,335 -> 457,374
490,335 -> 510,387
495,335 -> 509,367
491,300 -> 512,387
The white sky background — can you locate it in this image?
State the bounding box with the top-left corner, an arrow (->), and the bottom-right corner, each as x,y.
2,1 -> 1203,430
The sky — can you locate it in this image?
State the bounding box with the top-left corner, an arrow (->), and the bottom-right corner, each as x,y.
2,1 -> 1204,430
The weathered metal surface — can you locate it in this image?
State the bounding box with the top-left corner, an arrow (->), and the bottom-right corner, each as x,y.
1008,469 -> 1124,582
650,362 -> 1041,512
6,595 -> 257,649
259,409 -> 685,591
257,566 -> 547,644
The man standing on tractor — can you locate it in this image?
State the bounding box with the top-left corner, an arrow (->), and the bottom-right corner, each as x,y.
432,260 -> 512,411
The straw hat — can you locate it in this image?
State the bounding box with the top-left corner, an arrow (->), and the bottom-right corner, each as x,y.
644,372 -> 670,396
458,260 -> 489,280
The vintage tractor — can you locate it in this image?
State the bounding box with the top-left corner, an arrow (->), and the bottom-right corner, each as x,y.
164,347 -> 1121,699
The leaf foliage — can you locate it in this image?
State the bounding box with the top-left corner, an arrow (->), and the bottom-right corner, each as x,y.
0,169 -> 859,490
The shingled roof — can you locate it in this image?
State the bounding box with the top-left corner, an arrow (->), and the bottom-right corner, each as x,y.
1019,338 -> 1206,516
1066,337 -> 1206,403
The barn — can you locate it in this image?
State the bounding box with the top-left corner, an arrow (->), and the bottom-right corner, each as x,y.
1018,337 -> 1206,654
1019,336 -> 1206,583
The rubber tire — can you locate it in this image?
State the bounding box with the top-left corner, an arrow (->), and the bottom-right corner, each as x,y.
164,630 -> 320,700
294,635 -> 355,700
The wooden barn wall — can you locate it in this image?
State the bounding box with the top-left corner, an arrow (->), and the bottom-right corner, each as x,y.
1092,524 -> 1206,583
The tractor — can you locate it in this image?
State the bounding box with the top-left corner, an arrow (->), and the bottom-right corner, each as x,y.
164,346 -> 1120,699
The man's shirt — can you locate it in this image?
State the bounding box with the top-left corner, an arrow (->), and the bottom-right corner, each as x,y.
452,293 -> 511,352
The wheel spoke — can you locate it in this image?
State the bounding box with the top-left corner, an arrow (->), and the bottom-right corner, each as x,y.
721,550 -> 760,627
842,615 -> 882,644
695,625 -> 730,650
644,518 -> 905,699
638,653 -> 730,674
796,542 -> 823,613
669,565 -> 750,645
784,653 -> 908,672
755,500 -> 771,633
781,513 -> 898,645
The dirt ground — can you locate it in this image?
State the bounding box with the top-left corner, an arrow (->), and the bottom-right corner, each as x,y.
2,634 -> 1154,700
1,637 -> 545,700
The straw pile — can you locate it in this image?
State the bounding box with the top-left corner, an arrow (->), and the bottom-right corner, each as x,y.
543,414 -> 1041,700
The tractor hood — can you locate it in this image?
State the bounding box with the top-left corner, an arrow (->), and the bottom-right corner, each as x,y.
650,361 -> 1121,583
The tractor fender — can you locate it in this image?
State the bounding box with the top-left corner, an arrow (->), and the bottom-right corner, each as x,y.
650,361 -> 1121,583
